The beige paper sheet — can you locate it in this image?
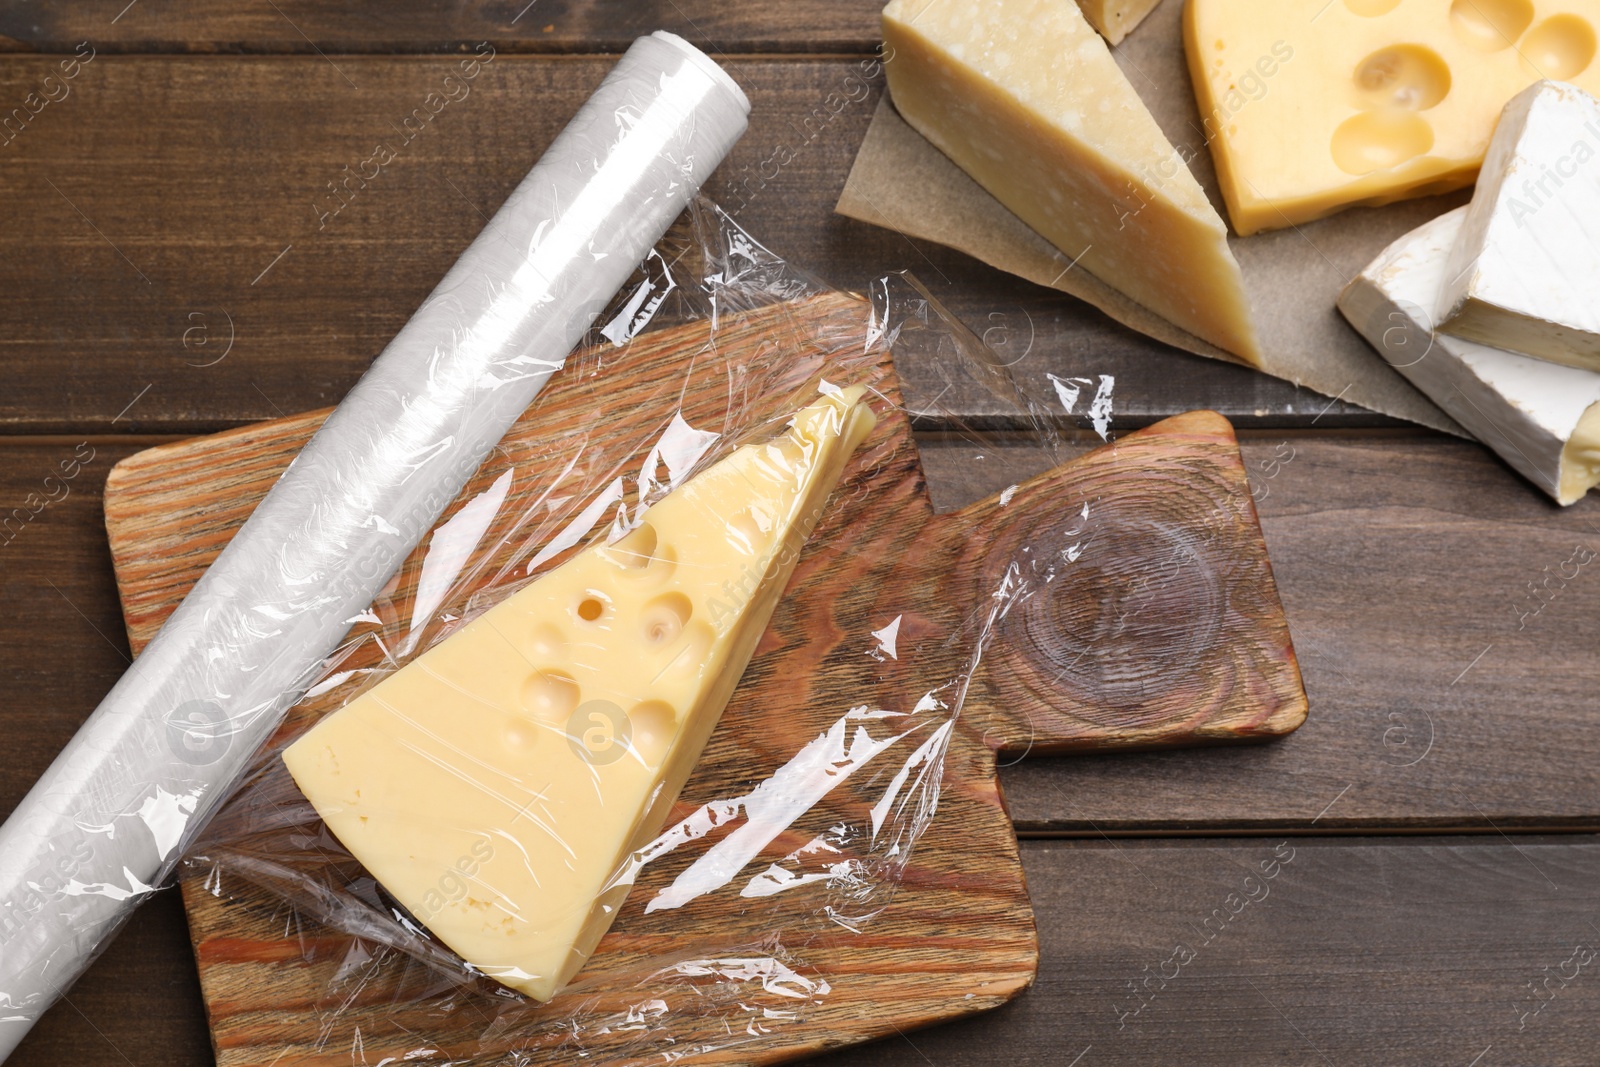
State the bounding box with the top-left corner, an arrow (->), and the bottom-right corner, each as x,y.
836,0 -> 1464,434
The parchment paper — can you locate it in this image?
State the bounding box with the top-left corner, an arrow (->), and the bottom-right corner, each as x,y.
837,0 -> 1465,434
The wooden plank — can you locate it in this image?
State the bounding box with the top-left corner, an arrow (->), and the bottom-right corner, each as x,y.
0,440 -> 140,816
4,428 -> 1600,835
0,3 -> 885,56
11,836 -> 1600,1065
916,431 -> 1600,832
817,837 -> 1600,1067
3,888 -> 212,1066
0,55 -> 1380,435
1,434 -> 1596,1061
0,439 -> 213,1065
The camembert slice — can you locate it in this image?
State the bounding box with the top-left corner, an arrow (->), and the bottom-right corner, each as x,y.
1439,81 -> 1600,370
882,0 -> 1263,365
283,387 -> 877,1000
1339,207 -> 1600,505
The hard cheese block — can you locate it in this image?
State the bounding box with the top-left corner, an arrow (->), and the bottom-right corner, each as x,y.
1075,0 -> 1164,46
1439,80 -> 1600,369
282,387 -> 877,1001
1340,206 -> 1600,505
881,0 -> 1263,365
1187,0 -> 1600,235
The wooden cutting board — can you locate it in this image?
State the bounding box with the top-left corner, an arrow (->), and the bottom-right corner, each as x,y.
104,291 -> 1306,1067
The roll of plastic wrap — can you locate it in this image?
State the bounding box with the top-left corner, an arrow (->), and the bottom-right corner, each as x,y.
0,32 -> 748,1060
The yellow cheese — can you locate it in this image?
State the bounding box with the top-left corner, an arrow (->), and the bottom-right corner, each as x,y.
881,0 -> 1262,365
1187,0 -> 1600,235
282,387 -> 876,1001
1074,0 -> 1164,45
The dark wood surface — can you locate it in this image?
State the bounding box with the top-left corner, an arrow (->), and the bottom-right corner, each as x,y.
2,6 -> 1599,1064
0,54 -> 1378,435
0,2 -> 887,55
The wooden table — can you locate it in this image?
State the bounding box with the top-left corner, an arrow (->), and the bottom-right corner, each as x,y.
3,4 -> 1598,1064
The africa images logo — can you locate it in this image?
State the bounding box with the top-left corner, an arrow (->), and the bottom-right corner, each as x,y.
566,699 -> 632,766
163,699 -> 233,766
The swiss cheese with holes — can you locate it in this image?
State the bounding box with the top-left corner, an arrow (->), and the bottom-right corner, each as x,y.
1187,0 -> 1600,235
282,387 -> 876,1001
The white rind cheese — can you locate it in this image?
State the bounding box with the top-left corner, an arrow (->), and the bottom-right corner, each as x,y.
1341,207 -> 1600,505
881,0 -> 1263,365
1438,80 -> 1600,370
282,388 -> 876,1000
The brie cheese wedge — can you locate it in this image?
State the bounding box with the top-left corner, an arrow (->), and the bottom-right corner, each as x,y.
1341,207 -> 1600,506
1439,81 -> 1600,371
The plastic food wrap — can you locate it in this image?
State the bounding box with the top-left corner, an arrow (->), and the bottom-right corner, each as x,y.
95,199 -> 1102,1064
0,32 -> 748,1060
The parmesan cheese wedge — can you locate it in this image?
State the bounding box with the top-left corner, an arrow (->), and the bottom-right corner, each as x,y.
282,387 -> 876,1000
1340,207 -> 1600,505
881,0 -> 1263,365
1438,81 -> 1600,370
1074,0 -> 1163,46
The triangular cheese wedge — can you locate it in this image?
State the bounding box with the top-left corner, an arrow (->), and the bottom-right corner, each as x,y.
1439,81 -> 1600,371
1342,207 -> 1600,506
283,387 -> 877,1001
881,0 -> 1262,364
1075,0 -> 1162,46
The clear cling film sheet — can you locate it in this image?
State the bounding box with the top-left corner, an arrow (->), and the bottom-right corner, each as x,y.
0,31 -> 749,1060
94,195 -> 1169,1065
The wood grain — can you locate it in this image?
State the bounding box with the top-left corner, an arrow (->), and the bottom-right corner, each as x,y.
99,296 -> 1298,1065
5,432 -> 1600,1062
6,429 -> 1600,838
819,837 -> 1600,1067
0,2 -> 885,55
925,432 -> 1600,833
0,55 -> 1381,436
15,836 -> 1600,1067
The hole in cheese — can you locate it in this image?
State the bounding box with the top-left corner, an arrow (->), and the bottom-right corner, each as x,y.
604,522 -> 658,570
1521,14 -> 1597,79
1449,0 -> 1534,51
526,622 -> 566,660
627,700 -> 677,763
522,670 -> 579,723
725,506 -> 774,554
659,621 -> 715,676
1331,110 -> 1434,175
574,594 -> 607,623
641,592 -> 692,646
1354,45 -> 1451,111
504,717 -> 541,751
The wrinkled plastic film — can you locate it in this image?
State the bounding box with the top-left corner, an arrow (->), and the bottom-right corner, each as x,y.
0,34 -> 748,1060
161,205 -> 1089,1064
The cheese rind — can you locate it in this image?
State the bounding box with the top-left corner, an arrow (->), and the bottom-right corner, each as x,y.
882,0 -> 1263,365
1187,0 -> 1600,235
282,388 -> 876,1001
1074,0 -> 1163,45
1438,81 -> 1600,369
1339,206 -> 1600,505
